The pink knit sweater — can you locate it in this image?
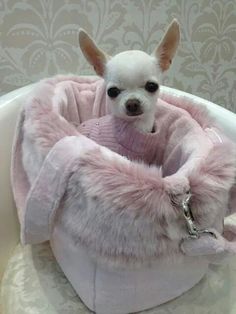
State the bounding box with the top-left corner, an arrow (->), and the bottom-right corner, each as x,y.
78,115 -> 161,164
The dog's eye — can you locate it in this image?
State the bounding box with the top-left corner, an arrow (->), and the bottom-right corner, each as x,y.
145,82 -> 159,93
107,87 -> 121,98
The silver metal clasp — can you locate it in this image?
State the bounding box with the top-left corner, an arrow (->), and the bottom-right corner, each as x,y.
182,192 -> 199,238
179,192 -> 217,239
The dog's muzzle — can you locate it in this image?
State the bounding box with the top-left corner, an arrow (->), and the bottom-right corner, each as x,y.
125,99 -> 143,116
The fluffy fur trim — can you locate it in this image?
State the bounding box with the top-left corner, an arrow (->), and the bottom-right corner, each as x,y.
58,140 -> 236,266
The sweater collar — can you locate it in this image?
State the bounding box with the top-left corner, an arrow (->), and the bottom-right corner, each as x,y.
113,116 -> 159,155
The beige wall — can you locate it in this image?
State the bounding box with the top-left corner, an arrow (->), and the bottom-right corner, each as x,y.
0,0 -> 236,112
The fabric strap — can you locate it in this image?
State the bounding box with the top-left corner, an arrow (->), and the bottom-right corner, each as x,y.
21,135 -> 98,244
181,225 -> 236,264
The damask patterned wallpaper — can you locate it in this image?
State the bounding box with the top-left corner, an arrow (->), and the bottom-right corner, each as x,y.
0,0 -> 236,111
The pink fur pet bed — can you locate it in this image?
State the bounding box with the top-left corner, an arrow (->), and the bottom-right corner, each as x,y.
11,75 -> 236,314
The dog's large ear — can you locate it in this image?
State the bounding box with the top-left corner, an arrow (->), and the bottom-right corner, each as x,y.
152,19 -> 180,72
79,29 -> 109,76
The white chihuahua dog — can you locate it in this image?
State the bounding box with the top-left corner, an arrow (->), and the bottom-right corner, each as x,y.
79,19 -> 180,133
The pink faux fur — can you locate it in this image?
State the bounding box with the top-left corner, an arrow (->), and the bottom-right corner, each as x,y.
11,75 -> 236,266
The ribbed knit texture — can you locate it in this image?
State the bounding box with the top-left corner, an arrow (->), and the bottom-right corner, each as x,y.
78,115 -> 161,164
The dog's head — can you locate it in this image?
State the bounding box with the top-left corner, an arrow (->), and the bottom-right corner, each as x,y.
79,20 -> 180,132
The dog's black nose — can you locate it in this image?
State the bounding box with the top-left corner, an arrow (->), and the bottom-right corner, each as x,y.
125,99 -> 142,116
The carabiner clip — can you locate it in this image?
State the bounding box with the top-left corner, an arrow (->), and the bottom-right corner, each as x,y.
181,192 -> 217,239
